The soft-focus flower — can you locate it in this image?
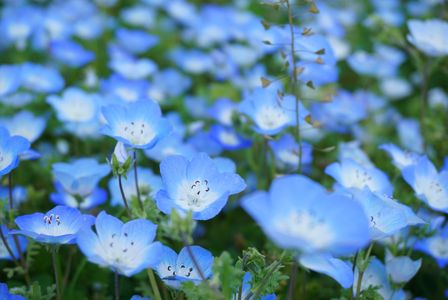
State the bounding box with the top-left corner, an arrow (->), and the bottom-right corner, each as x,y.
242,175 -> 370,255
407,19 -> 448,57
144,134 -> 196,162
52,158 -> 110,197
0,111 -> 46,143
20,63 -> 64,93
12,206 -> 95,244
209,125 -> 251,151
156,153 -> 246,220
101,100 -> 171,149
77,211 -> 162,276
232,273 -> 276,300
0,65 -> 20,97
269,134 -> 312,172
155,245 -> 213,288
51,39 -> 95,67
0,282 -> 26,300
402,156 -> 448,213
0,225 -> 28,261
414,224 -> 448,268
115,28 -> 159,54
380,144 -> 421,170
50,182 -> 107,210
385,250 -> 421,284
0,126 -> 30,176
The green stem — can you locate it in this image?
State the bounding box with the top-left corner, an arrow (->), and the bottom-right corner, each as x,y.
68,258 -> 87,294
133,151 -> 144,210
147,269 -> 162,300
52,248 -> 62,300
354,243 -> 374,300
114,270 -> 120,300
118,174 -> 130,215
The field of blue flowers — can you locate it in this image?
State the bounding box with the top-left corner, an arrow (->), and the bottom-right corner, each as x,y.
1,0 -> 448,299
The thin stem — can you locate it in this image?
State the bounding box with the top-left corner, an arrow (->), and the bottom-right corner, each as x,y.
52,248 -> 62,300
63,247 -> 76,290
244,260 -> 283,300
68,258 -> 87,294
286,0 -> 303,173
0,228 -> 19,265
354,243 -> 374,300
147,269 -> 162,300
118,175 -> 130,214
8,172 -> 13,210
114,270 -> 120,300
419,59 -> 429,151
286,262 -> 298,300
133,151 -> 144,210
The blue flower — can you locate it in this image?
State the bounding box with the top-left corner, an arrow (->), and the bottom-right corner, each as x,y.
0,185 -> 27,209
0,225 -> 28,261
402,156 -> 448,213
299,253 -> 353,288
415,224 -> 448,268
0,65 -> 21,97
379,144 -> 421,170
397,118 -> 424,153
147,69 -> 192,103
156,153 -> 246,220
385,250 -> 421,284
209,125 -> 251,151
116,28 -> 159,54
108,167 -> 162,207
348,189 -> 424,240
110,56 -> 157,80
101,74 -> 149,103
325,159 -> 393,196
208,98 -> 237,126
169,48 -> 213,75
187,131 -> 223,156
76,211 -> 162,276
239,87 -> 308,135
20,63 -> 64,93
0,126 -> 30,176
101,100 -> 171,149
12,206 -> 95,244
51,40 -> 95,67
0,111 -> 46,144
407,19 -> 448,57
0,282 -> 26,300
52,158 -> 110,197
51,182 -> 107,210
155,245 -> 213,288
144,134 -> 196,162
242,175 -> 370,255
269,134 -> 313,172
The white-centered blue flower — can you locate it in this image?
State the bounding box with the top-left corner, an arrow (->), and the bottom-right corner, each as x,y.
380,144 -> 421,170
101,100 -> 171,149
76,211 -> 162,276
156,153 -> 246,220
0,111 -> 46,144
407,19 -> 448,57
0,225 -> 28,261
0,65 -> 21,97
385,250 -> 421,284
155,245 -> 213,288
0,126 -> 30,176
415,224 -> 448,268
12,206 -> 95,245
242,175 -> 370,255
402,156 -> 448,213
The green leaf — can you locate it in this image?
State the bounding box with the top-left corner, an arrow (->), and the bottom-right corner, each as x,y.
213,252 -> 244,299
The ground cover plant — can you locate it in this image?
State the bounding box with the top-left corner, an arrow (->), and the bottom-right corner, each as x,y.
0,0 -> 448,299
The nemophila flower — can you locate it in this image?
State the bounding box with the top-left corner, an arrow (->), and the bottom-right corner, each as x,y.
116,28 -> 159,54
187,130 -> 223,156
51,182 -> 107,210
147,69 -> 192,104
52,158 -> 110,197
0,185 -> 27,208
76,211 -> 162,276
12,206 -> 95,244
338,141 -> 373,169
209,125 -> 251,151
380,144 -> 421,170
380,77 -> 412,100
0,65 -> 20,97
269,134 -> 312,172
414,224 -> 448,267
0,5 -> 39,49
0,225 -> 28,261
325,159 -> 393,195
169,48 -> 213,75
0,111 -> 46,144
130,296 -> 150,300
0,127 -> 30,176
402,156 -> 448,213
299,253 -> 353,288
428,87 -> 448,109
144,134 -> 196,162
156,153 -> 246,220
311,90 -> 367,133
50,40 -> 95,68
242,175 -> 370,255
407,19 -> 448,57
397,118 -> 424,153
121,4 -> 156,29
109,56 -> 157,80
353,257 -> 405,300
109,167 -> 162,207
20,63 -> 64,93
101,100 -> 171,149
385,250 -> 421,284
349,189 -> 424,240
155,245 -> 213,288
239,87 -> 308,135
208,98 -> 238,126
73,14 -> 109,41
0,282 -> 26,300
232,272 -> 275,300
101,74 -> 149,103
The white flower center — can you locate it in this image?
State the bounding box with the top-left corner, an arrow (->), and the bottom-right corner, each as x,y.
177,179 -> 216,211
118,121 -> 155,146
255,105 -> 289,130
429,238 -> 448,258
275,210 -> 334,249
